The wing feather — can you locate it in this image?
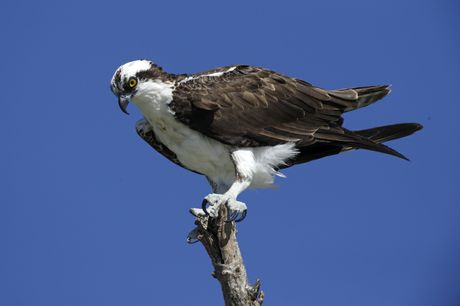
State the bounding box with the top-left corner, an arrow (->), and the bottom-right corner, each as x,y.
170,65 -> 390,148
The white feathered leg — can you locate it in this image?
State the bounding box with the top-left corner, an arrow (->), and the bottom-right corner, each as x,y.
201,149 -> 254,222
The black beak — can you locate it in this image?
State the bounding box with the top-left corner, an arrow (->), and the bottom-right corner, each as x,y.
118,95 -> 130,115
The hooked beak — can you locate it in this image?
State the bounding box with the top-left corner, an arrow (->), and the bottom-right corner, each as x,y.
118,95 -> 130,115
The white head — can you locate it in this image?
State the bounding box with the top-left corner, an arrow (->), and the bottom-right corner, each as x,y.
110,60 -> 173,114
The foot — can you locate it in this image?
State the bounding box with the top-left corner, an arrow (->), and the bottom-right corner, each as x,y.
201,193 -> 248,222
227,198 -> 247,222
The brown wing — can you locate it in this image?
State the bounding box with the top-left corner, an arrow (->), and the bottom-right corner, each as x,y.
170,65 -> 391,151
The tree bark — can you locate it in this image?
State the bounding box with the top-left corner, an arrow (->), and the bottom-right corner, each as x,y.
190,205 -> 264,306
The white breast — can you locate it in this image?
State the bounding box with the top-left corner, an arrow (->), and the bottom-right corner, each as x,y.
132,80 -> 236,185
151,116 -> 236,184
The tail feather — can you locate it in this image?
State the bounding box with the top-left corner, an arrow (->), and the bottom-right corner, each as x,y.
350,123 -> 423,160
354,123 -> 423,143
281,123 -> 423,168
316,127 -> 412,161
329,85 -> 391,112
346,136 -> 410,161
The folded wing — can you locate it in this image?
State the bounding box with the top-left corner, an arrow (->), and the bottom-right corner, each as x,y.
170,65 -> 407,160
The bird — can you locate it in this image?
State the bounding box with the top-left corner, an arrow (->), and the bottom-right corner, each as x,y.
110,59 -> 422,223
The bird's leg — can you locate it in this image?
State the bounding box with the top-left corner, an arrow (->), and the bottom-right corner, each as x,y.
202,150 -> 254,222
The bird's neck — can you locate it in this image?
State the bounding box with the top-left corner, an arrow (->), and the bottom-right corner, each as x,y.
132,79 -> 176,122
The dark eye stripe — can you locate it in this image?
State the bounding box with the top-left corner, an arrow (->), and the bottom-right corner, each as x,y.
113,70 -> 122,91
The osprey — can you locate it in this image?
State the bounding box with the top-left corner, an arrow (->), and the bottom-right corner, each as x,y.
110,60 -> 422,222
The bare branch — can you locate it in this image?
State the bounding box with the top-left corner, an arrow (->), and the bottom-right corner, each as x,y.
190,205 -> 264,306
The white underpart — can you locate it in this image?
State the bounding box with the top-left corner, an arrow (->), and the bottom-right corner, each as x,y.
178,66 -> 237,85
131,78 -> 298,199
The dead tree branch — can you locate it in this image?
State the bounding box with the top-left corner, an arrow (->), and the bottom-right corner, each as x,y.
189,205 -> 264,306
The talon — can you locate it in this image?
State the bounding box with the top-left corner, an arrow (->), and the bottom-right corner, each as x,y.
226,210 -> 247,222
201,198 -> 210,216
234,209 -> 247,222
226,211 -> 237,222
226,199 -> 248,222
201,194 -> 227,218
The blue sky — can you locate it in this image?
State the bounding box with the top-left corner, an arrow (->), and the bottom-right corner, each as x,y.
1,1 -> 459,305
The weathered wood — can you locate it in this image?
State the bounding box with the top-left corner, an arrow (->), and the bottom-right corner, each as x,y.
191,206 -> 264,306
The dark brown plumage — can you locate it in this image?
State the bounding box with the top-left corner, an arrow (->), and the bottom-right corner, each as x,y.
167,65 -> 421,166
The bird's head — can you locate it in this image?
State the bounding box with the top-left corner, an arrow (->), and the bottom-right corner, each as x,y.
110,60 -> 171,114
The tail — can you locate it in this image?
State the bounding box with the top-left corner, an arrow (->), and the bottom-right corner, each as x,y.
280,122 -> 422,168
328,85 -> 422,159
352,123 -> 423,160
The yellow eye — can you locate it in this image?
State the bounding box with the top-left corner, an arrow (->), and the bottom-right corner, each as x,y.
128,78 -> 137,88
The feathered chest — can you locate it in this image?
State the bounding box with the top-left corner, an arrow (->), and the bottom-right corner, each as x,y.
131,81 -> 235,179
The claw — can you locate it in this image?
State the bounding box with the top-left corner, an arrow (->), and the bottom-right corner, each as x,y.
227,209 -> 247,222
227,210 -> 248,222
226,198 -> 248,222
234,209 -> 247,222
201,194 -> 247,222
201,198 -> 210,216
227,210 -> 237,222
